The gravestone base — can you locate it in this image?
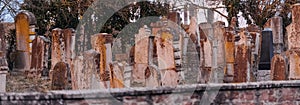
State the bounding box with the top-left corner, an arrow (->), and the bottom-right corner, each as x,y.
14,51 -> 30,71
0,70 -> 7,92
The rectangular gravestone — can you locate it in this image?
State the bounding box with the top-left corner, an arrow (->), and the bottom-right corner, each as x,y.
109,62 -> 124,88
286,4 -> 300,80
234,30 -> 251,83
91,33 -> 113,88
224,30 -> 235,82
50,28 -> 63,80
259,30 -> 274,70
198,23 -> 213,83
71,50 -> 103,90
63,29 -> 75,67
211,21 -> 226,83
155,26 -> 178,86
132,26 -> 150,87
29,36 -> 50,78
269,15 -> 286,80
288,50 -> 300,80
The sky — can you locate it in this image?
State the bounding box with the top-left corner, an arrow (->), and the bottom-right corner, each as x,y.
0,0 -> 23,22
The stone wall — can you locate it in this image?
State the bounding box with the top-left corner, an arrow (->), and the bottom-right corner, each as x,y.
1,81 -> 300,104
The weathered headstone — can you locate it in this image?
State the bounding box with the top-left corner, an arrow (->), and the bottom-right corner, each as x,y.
271,54 -> 287,80
71,50 -> 102,90
155,21 -> 179,86
288,50 -> 300,80
109,62 -> 124,88
286,3 -> 300,79
198,23 -> 213,83
269,15 -> 287,80
50,28 -> 75,80
51,62 -> 68,90
234,30 -> 252,83
211,21 -> 226,83
63,29 -> 75,67
50,28 -> 63,80
224,30 -> 235,82
29,36 -> 50,78
198,22 -> 227,83
132,26 -> 151,87
91,33 -> 113,88
247,24 -> 261,82
124,64 -> 132,87
14,10 -> 36,71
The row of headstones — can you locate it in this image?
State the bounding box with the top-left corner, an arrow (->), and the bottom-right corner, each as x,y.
131,17 -> 183,87
195,20 -> 261,83
269,3 -> 300,80
196,3 -> 300,83
49,29 -> 132,90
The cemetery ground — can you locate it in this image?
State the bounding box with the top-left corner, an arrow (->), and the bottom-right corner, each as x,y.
6,71 -> 51,92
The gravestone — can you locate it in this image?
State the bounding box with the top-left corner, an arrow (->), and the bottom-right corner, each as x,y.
29,36 -> 50,78
259,30 -> 274,70
71,50 -> 102,90
50,28 -> 63,80
63,29 -> 75,67
198,23 -> 213,83
109,62 -> 124,88
91,33 -> 113,88
212,21 -> 226,83
224,30 -> 235,82
50,28 -> 75,80
270,54 -> 287,80
269,15 -> 287,80
132,26 -> 151,87
288,50 -> 300,79
51,62 -> 68,90
286,3 -> 300,79
155,21 -> 178,87
234,30 -> 252,82
14,10 -> 36,71
247,25 -> 261,82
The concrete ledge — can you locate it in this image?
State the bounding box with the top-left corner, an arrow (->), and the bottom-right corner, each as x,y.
1,80 -> 300,100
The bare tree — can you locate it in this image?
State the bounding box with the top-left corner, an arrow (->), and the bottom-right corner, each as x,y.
0,0 -> 22,22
